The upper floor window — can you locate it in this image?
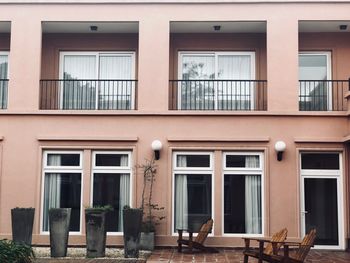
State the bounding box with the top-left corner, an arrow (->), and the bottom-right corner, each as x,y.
0,52 -> 8,109
40,51 -> 136,110
299,52 -> 334,111
176,51 -> 258,110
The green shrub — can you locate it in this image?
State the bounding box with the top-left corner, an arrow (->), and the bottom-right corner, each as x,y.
0,239 -> 35,263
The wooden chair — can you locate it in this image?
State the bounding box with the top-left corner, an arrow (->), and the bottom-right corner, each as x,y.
177,219 -> 218,253
261,229 -> 316,263
243,228 -> 288,263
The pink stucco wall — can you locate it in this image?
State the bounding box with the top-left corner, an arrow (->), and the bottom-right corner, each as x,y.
0,1 -> 349,249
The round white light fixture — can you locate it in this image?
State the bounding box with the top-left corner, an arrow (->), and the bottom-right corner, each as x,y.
274,141 -> 286,161
151,140 -> 162,160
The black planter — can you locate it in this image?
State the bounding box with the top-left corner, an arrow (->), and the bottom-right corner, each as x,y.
49,208 -> 71,258
85,209 -> 107,258
11,207 -> 35,245
123,208 -> 142,258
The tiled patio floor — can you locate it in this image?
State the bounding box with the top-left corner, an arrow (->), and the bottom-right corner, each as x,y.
146,248 -> 350,262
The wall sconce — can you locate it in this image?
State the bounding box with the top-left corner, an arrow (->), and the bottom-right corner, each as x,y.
151,140 -> 163,160
274,141 -> 286,161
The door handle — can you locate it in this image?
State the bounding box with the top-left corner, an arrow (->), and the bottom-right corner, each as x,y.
301,211 -> 308,214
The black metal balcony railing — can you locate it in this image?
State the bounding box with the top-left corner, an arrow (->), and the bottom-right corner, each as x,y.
299,80 -> 348,111
169,80 -> 267,111
40,79 -> 137,110
0,79 -> 8,109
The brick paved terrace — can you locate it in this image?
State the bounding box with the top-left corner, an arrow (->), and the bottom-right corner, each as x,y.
146,248 -> 350,263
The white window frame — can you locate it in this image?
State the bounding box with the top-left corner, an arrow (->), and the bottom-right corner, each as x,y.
59,51 -> 136,110
299,152 -> 344,250
178,51 -> 256,110
40,150 -> 84,235
172,151 -> 214,236
0,51 -> 9,78
90,151 -> 133,235
222,152 -> 264,237
299,51 -> 332,111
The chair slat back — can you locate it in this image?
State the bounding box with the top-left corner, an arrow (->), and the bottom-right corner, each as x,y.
294,229 -> 317,261
264,228 -> 288,255
194,219 -> 213,244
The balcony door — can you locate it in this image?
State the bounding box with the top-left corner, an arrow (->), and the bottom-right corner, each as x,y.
299,52 -> 332,111
178,52 -> 255,110
0,52 -> 8,109
300,152 -> 344,249
60,52 -> 135,110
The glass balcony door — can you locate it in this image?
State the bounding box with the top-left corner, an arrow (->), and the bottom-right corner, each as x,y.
0,52 -> 8,109
60,52 -> 135,110
178,52 -> 255,110
299,52 -> 332,111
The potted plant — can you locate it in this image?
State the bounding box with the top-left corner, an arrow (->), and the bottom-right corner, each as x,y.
85,205 -> 112,258
122,205 -> 142,258
139,159 -> 165,251
11,207 -> 35,245
49,208 -> 71,258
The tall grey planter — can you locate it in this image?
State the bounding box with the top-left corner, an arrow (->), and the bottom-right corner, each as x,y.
123,208 -> 142,258
85,209 -> 107,258
49,208 -> 71,258
11,207 -> 35,245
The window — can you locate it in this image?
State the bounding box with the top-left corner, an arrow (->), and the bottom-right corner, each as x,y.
223,152 -> 263,235
60,52 -> 135,110
92,151 -> 131,233
0,52 -> 8,109
178,52 -> 255,110
299,52 -> 331,111
173,152 -> 213,233
42,151 -> 82,232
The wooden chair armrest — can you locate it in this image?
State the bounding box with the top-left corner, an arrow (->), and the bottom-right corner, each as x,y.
242,237 -> 272,242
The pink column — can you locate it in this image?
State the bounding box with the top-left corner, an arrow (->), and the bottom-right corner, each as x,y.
9,17 -> 42,111
267,18 -> 299,112
138,17 -> 169,111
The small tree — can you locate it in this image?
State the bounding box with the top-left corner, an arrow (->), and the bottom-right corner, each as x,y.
139,159 -> 165,233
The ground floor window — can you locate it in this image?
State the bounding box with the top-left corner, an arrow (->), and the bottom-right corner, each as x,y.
42,151 -> 82,232
92,151 -> 131,232
223,153 -> 263,234
173,152 -> 213,232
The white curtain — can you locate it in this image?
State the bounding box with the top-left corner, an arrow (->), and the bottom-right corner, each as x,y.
62,55 -> 97,109
217,55 -> 252,110
118,155 -> 130,231
244,156 -> 262,234
43,154 -> 62,231
99,55 -> 133,110
181,55 -> 215,110
0,55 -> 8,109
175,155 -> 188,230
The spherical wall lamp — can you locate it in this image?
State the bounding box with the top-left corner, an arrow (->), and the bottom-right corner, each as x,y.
274,141 -> 286,161
151,140 -> 163,160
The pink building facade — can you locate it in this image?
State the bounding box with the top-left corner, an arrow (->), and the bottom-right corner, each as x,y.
0,0 -> 350,250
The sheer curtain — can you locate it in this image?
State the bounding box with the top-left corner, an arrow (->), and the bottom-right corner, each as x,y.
244,156 -> 262,234
43,154 -> 62,231
181,55 -> 215,110
118,155 -> 130,231
175,155 -> 188,230
99,55 -> 133,110
62,55 -> 96,109
0,55 -> 8,109
217,55 -> 252,110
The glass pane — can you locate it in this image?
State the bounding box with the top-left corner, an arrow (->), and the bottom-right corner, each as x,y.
174,174 -> 212,232
93,173 -> 130,232
224,174 -> 262,234
176,154 -> 210,168
63,55 -> 97,110
301,153 -> 339,170
0,55 -> 8,79
95,154 -> 128,167
304,178 -> 338,245
98,55 -> 133,110
226,155 -> 260,168
47,153 -> 80,167
43,173 -> 81,231
299,55 -> 328,81
180,55 -> 215,110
